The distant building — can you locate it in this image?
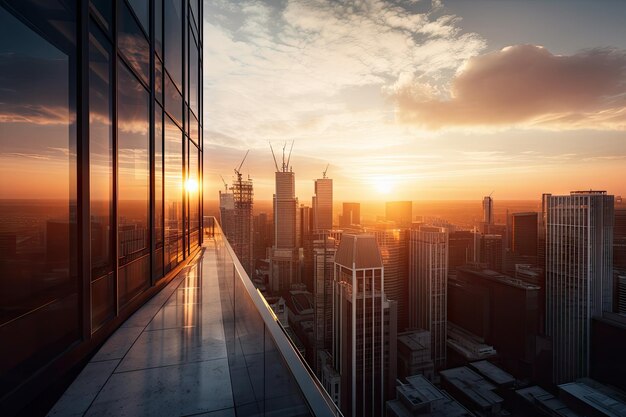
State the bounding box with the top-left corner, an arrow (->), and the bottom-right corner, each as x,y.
440,366 -> 504,415
252,212 -> 271,261
483,196 -> 494,225
409,226 -> 449,369
270,169 -> 300,293
386,374 -> 473,417
515,385 -> 576,416
313,177 -> 333,230
313,235 -> 337,375
544,191 -> 614,384
368,227 -> 409,332
511,212 -> 538,259
448,230 -> 480,273
480,234 -> 503,272
340,202 -> 361,227
397,330 -> 435,382
226,173 -> 254,274
450,266 -> 541,378
446,323 -> 496,365
615,199 -> 626,270
386,201 -> 413,227
559,378 -> 626,417
333,234 -> 397,417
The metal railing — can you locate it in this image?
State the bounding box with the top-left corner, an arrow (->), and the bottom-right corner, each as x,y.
203,216 -> 342,417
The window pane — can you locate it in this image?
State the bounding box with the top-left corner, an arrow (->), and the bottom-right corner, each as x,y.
164,115 -> 183,272
154,104 -> 164,280
0,2 -> 79,395
165,72 -> 182,127
164,0 -> 182,90
128,0 -> 149,34
155,0 -> 163,58
188,142 -> 199,251
155,54 -> 163,105
189,30 -> 199,117
189,109 -> 199,145
119,0 -> 149,86
89,27 -> 115,329
91,0 -> 112,31
117,61 -> 150,304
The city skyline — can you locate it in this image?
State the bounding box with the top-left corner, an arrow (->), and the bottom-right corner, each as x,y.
202,0 -> 626,201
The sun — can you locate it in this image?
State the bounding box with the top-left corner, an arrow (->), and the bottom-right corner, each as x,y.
371,177 -> 395,195
185,177 -> 199,193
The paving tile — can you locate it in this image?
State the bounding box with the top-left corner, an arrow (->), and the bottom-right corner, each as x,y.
146,303 -> 223,331
47,360 -> 119,417
116,325 -> 227,372
85,359 -> 233,417
91,326 -> 144,362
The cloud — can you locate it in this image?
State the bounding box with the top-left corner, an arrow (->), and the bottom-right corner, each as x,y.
392,44 -> 626,130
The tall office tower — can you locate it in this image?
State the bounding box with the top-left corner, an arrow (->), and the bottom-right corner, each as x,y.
313,236 -> 337,375
0,0 -> 204,411
313,177 -> 333,230
481,234 -> 503,272
333,234 -> 397,417
615,197 -> 626,270
300,204 -> 313,289
448,230 -> 480,273
341,202 -> 361,227
223,173 -> 254,274
483,196 -> 494,225
450,266 -> 541,378
512,212 -> 538,259
386,201 -> 413,226
369,227 -> 409,331
409,226 -> 449,369
270,167 -> 300,292
544,191 -> 614,384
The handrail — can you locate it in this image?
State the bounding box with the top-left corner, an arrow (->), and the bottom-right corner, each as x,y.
204,216 -> 342,417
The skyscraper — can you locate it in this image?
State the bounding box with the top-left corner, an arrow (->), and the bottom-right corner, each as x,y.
341,202 -> 361,227
0,0 -> 203,411
544,191 -> 614,383
483,196 -> 494,225
270,169 -> 300,292
313,235 -> 337,375
512,212 -> 538,259
409,226 -> 449,369
480,234 -> 503,272
369,227 -> 409,331
313,177 -> 333,230
333,234 -> 397,417
385,201 -> 413,227
221,173 -> 253,274
448,230 -> 480,273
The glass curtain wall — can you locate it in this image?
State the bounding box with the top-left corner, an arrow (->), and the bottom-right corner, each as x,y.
0,0 -> 203,410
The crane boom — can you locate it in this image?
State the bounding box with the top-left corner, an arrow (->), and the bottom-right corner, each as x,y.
234,149 -> 250,181
269,142 -> 280,172
322,163 -> 329,179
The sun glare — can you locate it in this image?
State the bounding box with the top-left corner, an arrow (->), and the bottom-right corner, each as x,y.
185,178 -> 199,193
372,177 -> 395,195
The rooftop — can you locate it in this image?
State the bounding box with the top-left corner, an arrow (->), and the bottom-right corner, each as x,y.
48,221 -> 339,417
559,380 -> 626,417
469,361 -> 515,387
440,367 -> 504,410
516,386 -> 578,417
334,233 -> 383,270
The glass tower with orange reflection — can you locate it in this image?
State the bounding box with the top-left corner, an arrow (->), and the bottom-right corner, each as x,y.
0,0 -> 203,413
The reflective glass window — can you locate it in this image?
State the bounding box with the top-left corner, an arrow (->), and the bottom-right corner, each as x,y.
0,2 -> 79,394
117,61 -> 150,304
89,26 -> 115,329
155,0 -> 163,58
154,104 -> 164,280
119,0 -> 149,86
164,0 -> 182,90
164,116 -> 183,272
189,30 -> 199,117
165,72 -> 183,127
128,0 -> 149,34
155,54 -> 163,105
188,142 -> 199,250
91,0 -> 112,32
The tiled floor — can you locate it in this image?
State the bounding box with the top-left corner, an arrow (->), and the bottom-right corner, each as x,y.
48,243 -> 235,417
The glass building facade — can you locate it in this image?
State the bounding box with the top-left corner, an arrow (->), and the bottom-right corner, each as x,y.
0,0 -> 203,413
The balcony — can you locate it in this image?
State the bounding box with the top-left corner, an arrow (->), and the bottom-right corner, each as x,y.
49,217 -> 340,417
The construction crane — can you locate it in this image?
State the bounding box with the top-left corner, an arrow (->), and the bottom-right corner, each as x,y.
269,140 -> 294,172
322,163 -> 329,179
234,150 -> 250,182
219,175 -> 228,193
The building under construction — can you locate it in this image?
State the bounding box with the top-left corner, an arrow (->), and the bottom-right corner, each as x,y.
219,152 -> 254,275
